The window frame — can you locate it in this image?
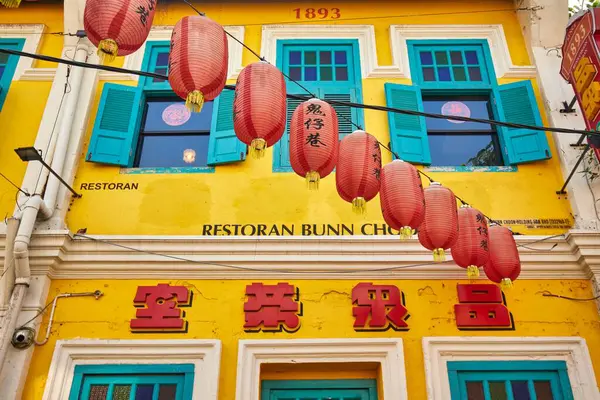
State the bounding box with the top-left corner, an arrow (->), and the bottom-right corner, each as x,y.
0,38 -> 25,111
261,379 -> 378,400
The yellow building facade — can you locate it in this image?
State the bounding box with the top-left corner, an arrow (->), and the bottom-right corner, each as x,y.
0,0 -> 599,399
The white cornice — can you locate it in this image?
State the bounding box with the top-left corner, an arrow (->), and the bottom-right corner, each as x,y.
1,230 -> 595,280
0,24 -> 46,80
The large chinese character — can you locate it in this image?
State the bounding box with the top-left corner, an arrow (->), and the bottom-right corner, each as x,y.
305,133 -> 326,147
304,118 -> 325,130
454,284 -> 514,330
352,283 -> 409,331
244,283 -> 302,332
135,5 -> 150,26
130,284 -> 192,332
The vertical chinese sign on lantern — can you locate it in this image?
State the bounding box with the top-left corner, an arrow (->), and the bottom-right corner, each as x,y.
561,8 -> 600,158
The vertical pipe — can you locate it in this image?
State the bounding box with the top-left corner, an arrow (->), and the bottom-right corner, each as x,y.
1,218 -> 20,307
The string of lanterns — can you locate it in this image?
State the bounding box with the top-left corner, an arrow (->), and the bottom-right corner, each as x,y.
81,1 -> 521,290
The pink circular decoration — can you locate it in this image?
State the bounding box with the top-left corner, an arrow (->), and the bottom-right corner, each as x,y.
441,101 -> 470,124
162,104 -> 191,126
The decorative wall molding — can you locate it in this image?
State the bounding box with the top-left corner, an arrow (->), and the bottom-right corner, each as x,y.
422,336 -> 600,400
0,24 -> 46,81
42,339 -> 221,400
236,339 -> 407,400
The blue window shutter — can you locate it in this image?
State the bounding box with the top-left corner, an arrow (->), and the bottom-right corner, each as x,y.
207,89 -> 247,165
86,83 -> 142,166
384,83 -> 431,164
495,80 -> 551,164
276,97 -> 303,171
321,88 -> 363,139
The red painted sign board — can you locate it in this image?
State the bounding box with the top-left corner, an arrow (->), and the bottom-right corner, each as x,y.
454,284 -> 514,330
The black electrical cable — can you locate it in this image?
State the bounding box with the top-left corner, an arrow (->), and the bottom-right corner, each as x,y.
0,171 -> 29,197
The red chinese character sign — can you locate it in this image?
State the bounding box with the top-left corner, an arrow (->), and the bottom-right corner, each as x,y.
561,9 -> 600,156
454,284 -> 514,330
130,284 -> 192,333
352,283 -> 410,331
244,283 -> 302,332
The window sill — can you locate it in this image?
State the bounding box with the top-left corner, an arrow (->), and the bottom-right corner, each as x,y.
425,166 -> 517,172
120,166 -> 215,174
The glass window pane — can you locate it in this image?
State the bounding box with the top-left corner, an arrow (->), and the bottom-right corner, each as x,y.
511,381 -> 531,400
466,381 -> 485,400
320,66 -> 333,81
489,382 -> 508,400
335,66 -> 348,81
289,51 -> 301,64
423,67 -> 435,81
143,100 -> 214,133
435,51 -> 448,65
153,67 -> 167,82
334,51 -> 347,64
450,51 -> 463,65
305,66 -> 317,81
138,134 -> 210,168
428,133 -> 502,166
305,51 -> 317,65
420,51 -> 433,65
469,67 -> 482,81
533,381 -> 554,400
466,50 -> 479,64
89,385 -> 109,400
453,67 -> 467,81
135,384 -> 154,400
158,384 -> 177,400
0,65 -> 5,78
156,52 -> 169,66
113,385 -> 132,400
289,66 -> 301,81
438,67 -> 451,81
0,53 -> 8,64
423,98 -> 492,131
320,51 -> 332,64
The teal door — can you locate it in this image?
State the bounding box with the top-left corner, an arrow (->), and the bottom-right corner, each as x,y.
261,380 -> 378,400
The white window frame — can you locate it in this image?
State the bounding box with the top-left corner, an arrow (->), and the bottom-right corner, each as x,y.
0,24 -> 46,81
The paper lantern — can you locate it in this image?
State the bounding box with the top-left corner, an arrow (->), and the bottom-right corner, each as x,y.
289,99 -> 339,189
169,16 -> 228,113
484,225 -> 521,289
336,130 -> 381,214
451,205 -> 489,278
379,159 -> 425,239
84,0 -> 157,61
418,182 -> 458,261
233,62 -> 286,158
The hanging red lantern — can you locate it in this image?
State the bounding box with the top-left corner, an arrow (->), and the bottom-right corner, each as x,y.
169,16 -> 228,113
336,130 -> 381,214
233,62 -> 286,158
289,98 -> 339,189
451,205 -> 489,278
418,182 -> 458,261
84,0 -> 157,61
484,225 -> 521,290
379,159 -> 425,239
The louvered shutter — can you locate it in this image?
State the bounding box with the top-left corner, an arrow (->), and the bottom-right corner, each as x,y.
321,88 -> 364,138
384,83 -> 431,164
86,83 -> 142,166
494,80 -> 551,164
207,90 -> 247,165
275,96 -> 303,171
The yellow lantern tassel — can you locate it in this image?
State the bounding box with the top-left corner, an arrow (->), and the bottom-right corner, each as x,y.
500,278 -> 513,291
250,138 -> 267,159
97,39 -> 119,63
306,171 -> 320,190
352,197 -> 366,214
467,265 -> 480,279
0,0 -> 21,7
399,226 -> 414,240
433,248 -> 446,262
186,90 -> 205,113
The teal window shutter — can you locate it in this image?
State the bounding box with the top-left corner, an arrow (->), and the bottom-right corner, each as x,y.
321,87 -> 364,138
207,90 -> 247,165
276,97 -> 303,171
86,83 -> 142,166
384,83 -> 431,164
494,80 -> 551,165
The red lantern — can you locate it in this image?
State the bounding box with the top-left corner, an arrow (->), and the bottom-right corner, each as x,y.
379,160 -> 425,239
169,16 -> 228,113
233,62 -> 286,158
336,130 -> 381,214
451,205 -> 489,278
484,225 -> 521,289
289,99 -> 339,189
84,0 -> 157,61
418,182 -> 458,261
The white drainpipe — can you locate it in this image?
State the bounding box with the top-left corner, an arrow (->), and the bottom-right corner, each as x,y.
0,44 -> 88,373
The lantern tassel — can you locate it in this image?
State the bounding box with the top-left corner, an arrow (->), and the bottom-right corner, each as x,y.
399,226 -> 414,240
186,90 -> 205,113
433,248 -> 446,262
306,171 -> 320,190
467,265 -> 480,279
250,138 -> 267,159
0,0 -> 21,7
500,278 -> 513,290
97,39 -> 119,63
352,197 -> 367,215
